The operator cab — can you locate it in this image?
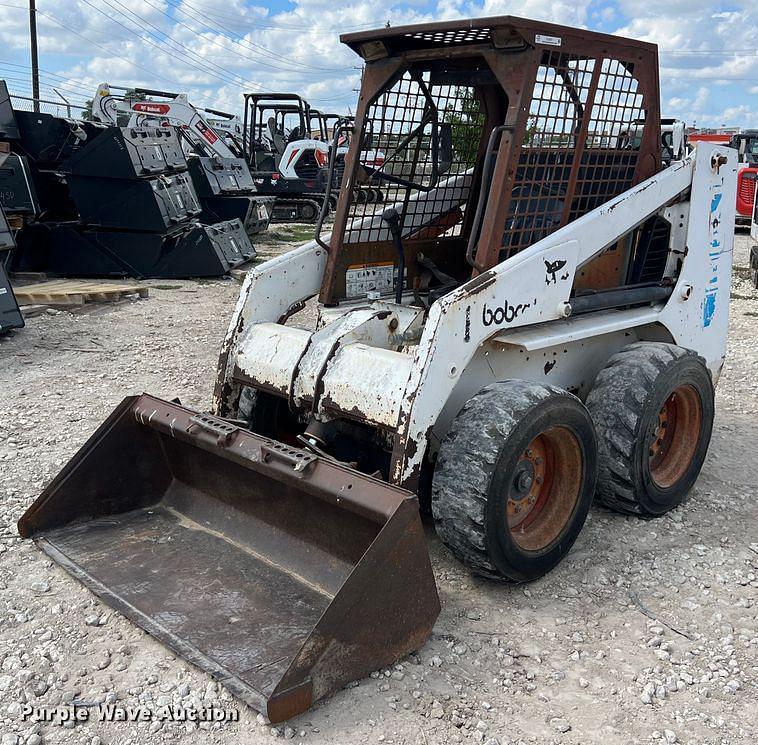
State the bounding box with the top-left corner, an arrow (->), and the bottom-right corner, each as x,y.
318,17 -> 664,310
730,130 -> 758,166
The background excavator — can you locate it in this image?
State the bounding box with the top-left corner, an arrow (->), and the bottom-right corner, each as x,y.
243,92 -> 342,222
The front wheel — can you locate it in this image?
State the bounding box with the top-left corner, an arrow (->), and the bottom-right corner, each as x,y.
432,381 -> 597,581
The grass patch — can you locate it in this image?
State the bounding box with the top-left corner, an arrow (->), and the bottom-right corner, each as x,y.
264,225 -> 317,243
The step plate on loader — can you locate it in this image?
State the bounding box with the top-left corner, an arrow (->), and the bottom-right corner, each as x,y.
18,395 -> 440,722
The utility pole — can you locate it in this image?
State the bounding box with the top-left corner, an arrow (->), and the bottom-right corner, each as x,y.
29,0 -> 40,112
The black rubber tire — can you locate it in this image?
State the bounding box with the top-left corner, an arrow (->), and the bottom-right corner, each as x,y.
432,381 -> 597,581
298,202 -> 319,223
750,245 -> 758,289
586,342 -> 715,516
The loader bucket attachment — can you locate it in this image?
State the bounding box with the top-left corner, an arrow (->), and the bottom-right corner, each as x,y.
18,395 -> 440,722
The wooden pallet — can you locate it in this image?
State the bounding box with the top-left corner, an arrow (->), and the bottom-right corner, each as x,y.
13,279 -> 149,307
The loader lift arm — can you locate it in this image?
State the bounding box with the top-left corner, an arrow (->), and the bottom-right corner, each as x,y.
92,82 -> 241,159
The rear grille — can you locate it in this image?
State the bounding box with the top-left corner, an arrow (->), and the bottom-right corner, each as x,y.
739,171 -> 756,203
629,216 -> 671,285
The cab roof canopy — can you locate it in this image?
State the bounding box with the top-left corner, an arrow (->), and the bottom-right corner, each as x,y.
341,15 -> 659,62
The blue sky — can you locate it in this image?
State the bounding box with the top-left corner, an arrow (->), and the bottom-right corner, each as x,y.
0,0 -> 755,127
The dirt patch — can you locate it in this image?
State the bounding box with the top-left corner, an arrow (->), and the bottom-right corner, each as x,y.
0,231 -> 756,745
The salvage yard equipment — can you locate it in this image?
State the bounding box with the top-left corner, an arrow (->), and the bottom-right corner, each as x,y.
15,219 -> 253,279
0,202 -> 23,333
730,131 -> 758,227
20,16 -> 738,723
750,175 -> 758,288
0,262 -> 22,332
0,84 -> 257,279
92,84 -> 274,239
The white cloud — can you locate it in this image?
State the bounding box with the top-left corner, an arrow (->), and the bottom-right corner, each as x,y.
0,0 -> 754,126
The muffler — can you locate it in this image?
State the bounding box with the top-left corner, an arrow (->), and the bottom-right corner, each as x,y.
18,394 -> 440,722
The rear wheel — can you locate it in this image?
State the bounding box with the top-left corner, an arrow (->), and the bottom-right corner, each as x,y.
297,202 -> 319,222
586,342 -> 715,515
432,381 -> 597,581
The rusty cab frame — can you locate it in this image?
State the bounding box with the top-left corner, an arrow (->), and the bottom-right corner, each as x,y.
318,16 -> 662,306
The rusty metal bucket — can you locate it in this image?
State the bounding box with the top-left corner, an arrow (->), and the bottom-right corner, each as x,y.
18,394 -> 440,722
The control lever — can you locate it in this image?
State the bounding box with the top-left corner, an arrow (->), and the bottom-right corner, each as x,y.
382,207 -> 405,305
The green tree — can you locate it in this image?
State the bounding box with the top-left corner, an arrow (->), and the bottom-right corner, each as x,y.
442,87 -> 485,165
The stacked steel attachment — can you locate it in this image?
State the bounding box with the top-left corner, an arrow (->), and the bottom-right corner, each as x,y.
90,82 -> 275,237
0,193 -> 23,334
0,80 -> 259,278
187,154 -> 273,236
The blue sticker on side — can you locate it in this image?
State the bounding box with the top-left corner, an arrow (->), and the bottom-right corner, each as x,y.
703,182 -> 724,328
703,293 -> 716,327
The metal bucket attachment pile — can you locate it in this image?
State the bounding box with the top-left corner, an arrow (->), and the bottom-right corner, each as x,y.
18,395 -> 440,722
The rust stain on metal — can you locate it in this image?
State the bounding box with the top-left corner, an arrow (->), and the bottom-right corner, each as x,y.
18,394 -> 440,723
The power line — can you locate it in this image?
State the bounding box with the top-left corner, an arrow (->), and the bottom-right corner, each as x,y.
0,62 -> 95,99
29,6 -> 194,91
178,0 -> 377,36
0,74 -> 91,102
659,48 -> 758,55
664,75 -> 758,81
77,0 -> 264,92
0,0 -> 256,100
140,0 -> 353,75
101,0 -> 265,87
163,0 -> 353,74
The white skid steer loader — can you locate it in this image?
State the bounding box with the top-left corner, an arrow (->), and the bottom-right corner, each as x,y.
21,16 -> 737,723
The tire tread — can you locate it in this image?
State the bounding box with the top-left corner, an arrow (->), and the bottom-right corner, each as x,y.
586,342 -> 706,515
432,381 -> 582,579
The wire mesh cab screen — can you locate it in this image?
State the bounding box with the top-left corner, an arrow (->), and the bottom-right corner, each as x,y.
501,52 -> 647,261
333,62 -> 488,301
325,19 -> 661,304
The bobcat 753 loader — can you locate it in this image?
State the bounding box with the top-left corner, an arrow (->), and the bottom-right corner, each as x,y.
20,17 -> 737,723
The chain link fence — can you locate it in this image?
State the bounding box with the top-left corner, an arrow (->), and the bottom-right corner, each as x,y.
10,94 -> 88,120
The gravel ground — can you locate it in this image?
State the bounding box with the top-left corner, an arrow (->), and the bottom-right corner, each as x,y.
0,228 -> 756,745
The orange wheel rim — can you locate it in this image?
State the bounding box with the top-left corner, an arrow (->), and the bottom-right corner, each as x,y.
648,384 -> 702,489
506,426 -> 583,552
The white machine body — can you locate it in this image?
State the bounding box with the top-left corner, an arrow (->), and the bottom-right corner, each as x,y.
216,144 -> 737,488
